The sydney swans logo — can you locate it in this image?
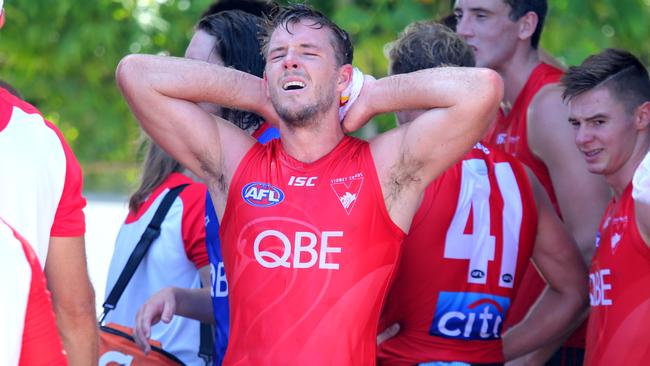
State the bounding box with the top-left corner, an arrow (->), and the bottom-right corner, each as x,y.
330,173 -> 364,215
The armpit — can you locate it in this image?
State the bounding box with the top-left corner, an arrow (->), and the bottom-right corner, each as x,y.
384,155 -> 423,208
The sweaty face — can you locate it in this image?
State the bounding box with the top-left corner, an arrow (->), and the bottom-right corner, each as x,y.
265,20 -> 340,129
569,86 -> 639,180
454,0 -> 520,70
185,30 -> 224,116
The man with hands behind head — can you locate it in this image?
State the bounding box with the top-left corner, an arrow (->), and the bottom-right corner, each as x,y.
117,4 -> 502,364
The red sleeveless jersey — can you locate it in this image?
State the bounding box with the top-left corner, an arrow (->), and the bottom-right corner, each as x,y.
377,143 -> 538,364
484,63 -> 588,346
219,136 -> 404,365
585,184 -> 650,365
483,62 -> 562,212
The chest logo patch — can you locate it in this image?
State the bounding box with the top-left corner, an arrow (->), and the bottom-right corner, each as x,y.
330,173 -> 364,215
242,182 -> 285,207
608,215 -> 628,253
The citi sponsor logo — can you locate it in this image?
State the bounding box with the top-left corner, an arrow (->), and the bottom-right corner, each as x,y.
430,292 -> 510,340
242,182 -> 285,207
288,176 -> 317,187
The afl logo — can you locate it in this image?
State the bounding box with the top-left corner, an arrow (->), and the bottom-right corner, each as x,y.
470,269 -> 485,279
242,182 -> 285,207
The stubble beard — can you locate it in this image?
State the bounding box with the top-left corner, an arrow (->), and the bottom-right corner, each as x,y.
271,83 -> 337,130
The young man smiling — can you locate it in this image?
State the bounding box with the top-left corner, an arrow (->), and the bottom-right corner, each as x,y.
562,48 -> 650,366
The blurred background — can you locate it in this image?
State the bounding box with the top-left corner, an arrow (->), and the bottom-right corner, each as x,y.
1,0 -> 649,193
1,0 -> 650,307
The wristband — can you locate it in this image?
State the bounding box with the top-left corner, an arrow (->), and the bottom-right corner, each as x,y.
632,150 -> 650,205
339,67 -> 364,122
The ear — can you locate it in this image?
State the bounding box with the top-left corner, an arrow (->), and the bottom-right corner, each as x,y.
517,11 -> 538,42
634,101 -> 650,131
336,64 -> 353,93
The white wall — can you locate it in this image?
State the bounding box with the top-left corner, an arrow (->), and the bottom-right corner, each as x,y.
83,195 -> 128,314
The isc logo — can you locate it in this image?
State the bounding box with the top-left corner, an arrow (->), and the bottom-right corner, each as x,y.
289,176 -> 317,187
430,291 -> 510,340
242,182 -> 285,207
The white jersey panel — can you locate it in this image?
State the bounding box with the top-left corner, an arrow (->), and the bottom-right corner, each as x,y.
0,106 -> 66,265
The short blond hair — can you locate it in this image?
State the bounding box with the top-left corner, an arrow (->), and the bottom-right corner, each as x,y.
386,21 -> 474,75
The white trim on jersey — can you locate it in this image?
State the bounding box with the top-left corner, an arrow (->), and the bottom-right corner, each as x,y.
0,106 -> 66,265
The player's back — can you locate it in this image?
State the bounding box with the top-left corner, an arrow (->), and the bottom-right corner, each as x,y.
378,143 -> 538,365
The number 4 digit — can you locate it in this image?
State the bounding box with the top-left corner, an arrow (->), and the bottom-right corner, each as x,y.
444,159 -> 522,288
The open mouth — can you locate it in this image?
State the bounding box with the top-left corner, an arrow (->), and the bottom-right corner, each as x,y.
283,81 -> 306,91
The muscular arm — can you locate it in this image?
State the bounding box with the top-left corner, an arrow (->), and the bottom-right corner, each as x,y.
45,236 -> 98,366
348,67 -> 502,231
116,55 -> 275,211
502,172 -> 589,362
528,84 -> 611,263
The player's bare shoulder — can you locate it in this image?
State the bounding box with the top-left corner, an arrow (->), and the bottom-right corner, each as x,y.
527,82 -> 567,131
526,82 -> 571,159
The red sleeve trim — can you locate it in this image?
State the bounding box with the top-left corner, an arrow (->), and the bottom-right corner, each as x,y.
46,120 -> 86,237
180,182 -> 210,269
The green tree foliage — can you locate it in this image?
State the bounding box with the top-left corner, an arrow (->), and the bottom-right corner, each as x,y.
1,0 -> 648,192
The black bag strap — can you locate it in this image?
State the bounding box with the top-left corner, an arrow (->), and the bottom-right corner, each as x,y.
100,184 -> 189,322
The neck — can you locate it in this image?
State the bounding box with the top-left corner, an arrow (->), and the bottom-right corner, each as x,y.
607,141 -> 650,199
496,47 -> 540,109
279,112 -> 344,163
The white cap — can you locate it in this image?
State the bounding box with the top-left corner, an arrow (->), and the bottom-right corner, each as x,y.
0,0 -> 4,11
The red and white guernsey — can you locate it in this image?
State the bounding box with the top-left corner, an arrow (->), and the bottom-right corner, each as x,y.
0,88 -> 86,266
104,173 -> 209,366
219,136 -> 404,365
378,143 -> 538,365
1,218 -> 67,366
585,184 -> 650,365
